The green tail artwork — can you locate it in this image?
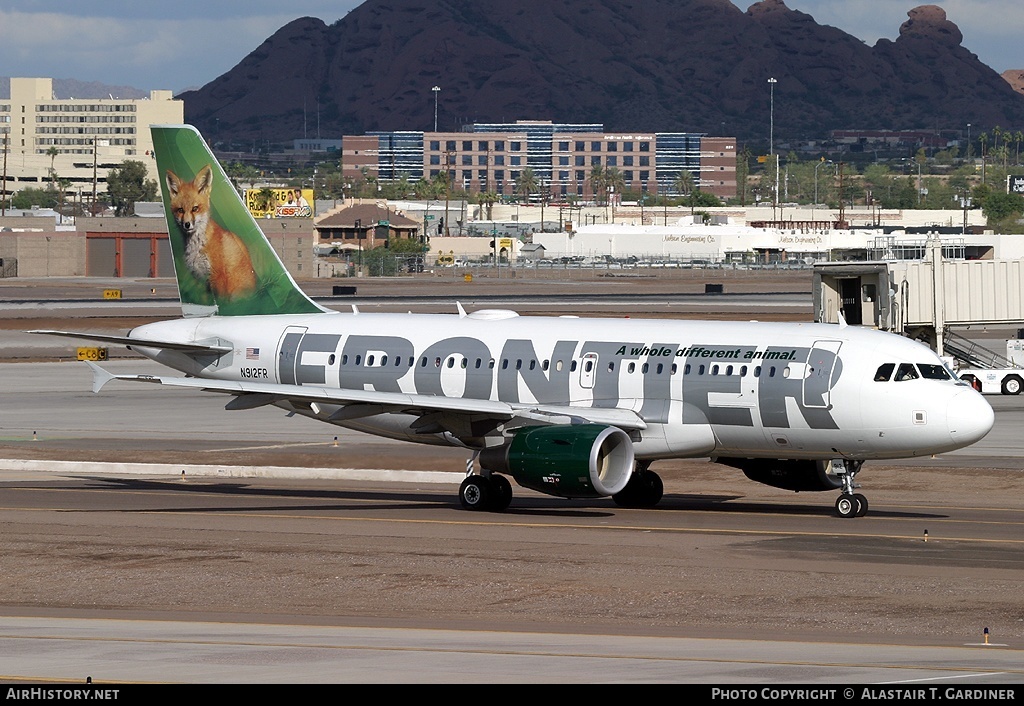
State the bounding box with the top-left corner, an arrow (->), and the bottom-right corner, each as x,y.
151,125 -> 326,317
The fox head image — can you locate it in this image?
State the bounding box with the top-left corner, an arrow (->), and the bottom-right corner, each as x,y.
164,164 -> 257,300
165,164 -> 215,245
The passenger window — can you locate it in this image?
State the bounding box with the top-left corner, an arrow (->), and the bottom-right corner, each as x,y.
461,358 -> 468,369
571,360 -> 577,372
642,363 -> 649,374
895,363 -> 919,381
584,360 -> 593,373
656,363 -> 663,374
328,354 -> 336,366
684,364 -> 691,375
740,365 -> 747,376
874,363 -> 895,382
671,363 -> 677,375
355,355 -> 362,366
380,355 -> 387,366
447,357 -> 454,368
754,366 -> 761,377
608,362 -> 615,372
555,360 -> 563,372
711,364 -> 719,375
342,354 -> 349,365
628,362 -> 636,373
725,365 -> 733,376
367,355 -> 375,367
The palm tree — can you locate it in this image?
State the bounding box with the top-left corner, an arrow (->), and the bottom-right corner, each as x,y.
674,169 -> 696,214
46,146 -> 59,189
515,167 -> 537,204
477,190 -> 499,220
604,167 -> 625,205
589,164 -> 606,204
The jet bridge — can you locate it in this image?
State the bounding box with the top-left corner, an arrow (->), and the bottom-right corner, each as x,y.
813,236 -> 1024,358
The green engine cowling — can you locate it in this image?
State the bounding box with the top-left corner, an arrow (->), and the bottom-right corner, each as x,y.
478,424 -> 634,499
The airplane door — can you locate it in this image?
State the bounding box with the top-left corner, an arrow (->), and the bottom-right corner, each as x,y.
277,326 -> 308,385
803,340 -> 842,408
579,352 -> 598,389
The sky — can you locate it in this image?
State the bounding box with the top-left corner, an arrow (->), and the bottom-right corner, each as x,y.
0,1 -> 1020,95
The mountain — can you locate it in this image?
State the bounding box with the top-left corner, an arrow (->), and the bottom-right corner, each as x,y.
0,77 -> 148,100
179,0 -> 1024,145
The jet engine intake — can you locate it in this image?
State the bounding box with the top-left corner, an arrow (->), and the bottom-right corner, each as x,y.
478,424 -> 634,499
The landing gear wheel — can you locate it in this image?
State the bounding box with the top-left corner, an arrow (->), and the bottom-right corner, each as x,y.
489,474 -> 513,512
613,469 -> 664,508
835,494 -> 858,518
853,493 -> 869,517
459,476 -> 492,511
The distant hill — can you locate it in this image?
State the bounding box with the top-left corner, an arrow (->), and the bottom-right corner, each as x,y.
176,0 -> 1024,145
0,77 -> 147,100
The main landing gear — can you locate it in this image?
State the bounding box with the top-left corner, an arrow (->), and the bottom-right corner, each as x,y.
834,460 -> 868,518
612,461 -> 664,508
459,473 -> 513,512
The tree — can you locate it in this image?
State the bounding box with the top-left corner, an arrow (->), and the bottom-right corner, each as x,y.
107,160 -> 157,217
46,146 -> 59,189
589,164 -> 606,204
12,187 -> 58,210
673,169 -> 695,213
515,167 -> 537,203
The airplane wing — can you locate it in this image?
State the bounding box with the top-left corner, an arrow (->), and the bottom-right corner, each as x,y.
30,330 -> 232,354
84,362 -> 647,432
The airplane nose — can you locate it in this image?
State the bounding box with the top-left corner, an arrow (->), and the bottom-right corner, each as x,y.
947,388 -> 995,447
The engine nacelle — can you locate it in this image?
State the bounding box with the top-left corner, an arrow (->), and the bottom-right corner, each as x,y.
478,424 -> 634,499
717,457 -> 844,492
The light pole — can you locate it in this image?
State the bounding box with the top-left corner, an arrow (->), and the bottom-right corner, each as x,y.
432,86 -> 440,132
813,158 -> 833,219
768,77 -> 778,214
954,191 -> 972,235
967,123 -> 972,160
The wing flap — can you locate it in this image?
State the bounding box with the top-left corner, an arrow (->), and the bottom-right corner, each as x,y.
86,364 -> 647,431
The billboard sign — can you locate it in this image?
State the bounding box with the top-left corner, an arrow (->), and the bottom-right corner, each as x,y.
243,188 -> 314,218
1008,175 -> 1024,194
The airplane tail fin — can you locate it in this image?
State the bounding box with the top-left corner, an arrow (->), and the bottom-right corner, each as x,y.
150,125 -> 328,317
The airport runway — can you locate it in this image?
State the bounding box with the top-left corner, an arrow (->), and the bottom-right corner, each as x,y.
1,276 -> 1022,684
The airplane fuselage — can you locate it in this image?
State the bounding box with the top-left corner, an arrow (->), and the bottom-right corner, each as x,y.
130,310 -> 993,462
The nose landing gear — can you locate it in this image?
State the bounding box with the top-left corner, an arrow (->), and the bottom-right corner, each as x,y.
834,460 -> 868,518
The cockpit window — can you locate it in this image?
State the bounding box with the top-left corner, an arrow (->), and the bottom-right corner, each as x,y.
918,364 -> 951,380
873,363 -> 895,382
894,363 -> 919,381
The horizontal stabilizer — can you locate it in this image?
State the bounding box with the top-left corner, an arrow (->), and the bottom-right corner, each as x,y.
30,329 -> 232,353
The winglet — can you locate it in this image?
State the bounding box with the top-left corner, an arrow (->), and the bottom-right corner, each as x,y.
85,361 -> 117,393
456,302 -> 467,318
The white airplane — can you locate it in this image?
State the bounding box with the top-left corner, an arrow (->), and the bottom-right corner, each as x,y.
35,125 -> 994,517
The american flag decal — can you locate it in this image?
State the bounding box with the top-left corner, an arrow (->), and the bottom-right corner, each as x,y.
246,347 -> 260,360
